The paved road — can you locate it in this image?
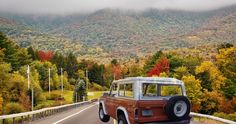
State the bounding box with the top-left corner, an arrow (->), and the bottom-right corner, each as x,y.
31,102 -> 196,124
30,102 -> 114,124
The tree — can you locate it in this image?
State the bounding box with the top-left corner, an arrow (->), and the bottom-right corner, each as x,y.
32,61 -> 59,90
112,63 -> 122,80
195,61 -> 227,114
200,90 -> 224,114
144,51 -> 163,73
126,64 -> 144,77
182,56 -> 202,75
12,49 -> 32,71
147,58 -> 169,77
52,52 -> 66,74
19,65 -> 45,105
27,46 -> 39,60
0,63 -> 11,103
88,63 -> 105,85
217,43 -> 233,52
167,54 -> 184,73
111,59 -> 118,66
4,103 -> 25,114
195,61 -> 226,91
65,52 -> 79,79
77,69 -> 85,80
73,80 -> 86,102
0,48 -> 4,63
8,72 -> 28,102
0,32 -> 31,71
216,47 -> 236,99
38,51 -> 53,61
182,75 -> 203,112
174,66 -> 189,79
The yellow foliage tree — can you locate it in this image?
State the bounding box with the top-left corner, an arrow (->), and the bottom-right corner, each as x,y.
216,47 -> 236,79
216,47 -> 236,99
195,61 -> 226,91
174,66 -> 189,79
201,90 -> 224,114
182,75 -> 203,112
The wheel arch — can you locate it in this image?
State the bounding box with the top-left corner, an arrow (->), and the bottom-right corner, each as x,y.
99,101 -> 107,115
116,106 -> 131,124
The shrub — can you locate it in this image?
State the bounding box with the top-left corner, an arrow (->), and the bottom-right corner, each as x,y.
34,102 -> 53,110
4,103 -> 25,114
214,112 -> 236,121
47,92 -> 64,101
90,83 -> 106,91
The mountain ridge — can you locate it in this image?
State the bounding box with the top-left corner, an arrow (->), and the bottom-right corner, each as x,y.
0,5 -> 236,62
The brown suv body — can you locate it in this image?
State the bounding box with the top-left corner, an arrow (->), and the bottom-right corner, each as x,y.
99,77 -> 191,124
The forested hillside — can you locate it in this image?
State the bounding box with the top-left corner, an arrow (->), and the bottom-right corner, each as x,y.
0,30 -> 236,120
0,5 -> 236,62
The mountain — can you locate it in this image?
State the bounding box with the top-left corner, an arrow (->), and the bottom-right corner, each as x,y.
0,5 -> 236,62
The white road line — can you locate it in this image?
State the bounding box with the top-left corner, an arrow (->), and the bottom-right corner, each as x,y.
53,103 -> 98,124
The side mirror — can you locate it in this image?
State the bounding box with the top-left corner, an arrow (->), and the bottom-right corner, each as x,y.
103,92 -> 109,96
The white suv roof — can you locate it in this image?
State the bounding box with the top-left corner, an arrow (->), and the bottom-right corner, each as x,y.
113,77 -> 183,85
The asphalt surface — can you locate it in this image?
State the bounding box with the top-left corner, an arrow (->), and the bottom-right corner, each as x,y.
30,102 -> 196,124
30,102 -> 114,124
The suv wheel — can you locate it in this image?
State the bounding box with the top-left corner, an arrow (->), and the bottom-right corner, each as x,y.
99,106 -> 110,122
165,96 -> 190,121
118,114 -> 127,124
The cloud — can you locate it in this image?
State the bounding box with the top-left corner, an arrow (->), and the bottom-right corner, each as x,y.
0,0 -> 236,14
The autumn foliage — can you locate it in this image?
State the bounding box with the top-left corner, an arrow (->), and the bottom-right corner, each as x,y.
38,51 -> 53,61
147,58 -> 169,77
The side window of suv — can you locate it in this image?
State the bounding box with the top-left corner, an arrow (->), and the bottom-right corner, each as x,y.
118,83 -> 134,98
109,83 -> 118,97
125,84 -> 134,97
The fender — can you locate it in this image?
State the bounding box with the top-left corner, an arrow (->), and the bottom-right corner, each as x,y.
99,101 -> 107,115
117,106 -> 131,124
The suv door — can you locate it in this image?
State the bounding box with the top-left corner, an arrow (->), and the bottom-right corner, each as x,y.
106,83 -> 118,118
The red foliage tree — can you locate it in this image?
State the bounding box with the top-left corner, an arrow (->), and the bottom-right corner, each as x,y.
38,51 -> 53,61
147,58 -> 169,77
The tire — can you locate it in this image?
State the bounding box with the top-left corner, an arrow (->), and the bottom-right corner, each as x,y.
99,105 -> 110,122
118,114 -> 128,124
165,96 -> 191,121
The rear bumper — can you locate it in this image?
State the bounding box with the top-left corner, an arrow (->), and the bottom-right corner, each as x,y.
143,119 -> 190,124
142,116 -> 191,124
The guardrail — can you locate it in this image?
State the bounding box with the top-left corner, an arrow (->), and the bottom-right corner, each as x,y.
0,101 -> 91,124
190,112 -> 236,124
1,103 -> 235,124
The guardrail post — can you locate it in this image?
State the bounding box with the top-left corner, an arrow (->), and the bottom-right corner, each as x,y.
2,119 -> 5,124
21,116 -> 23,124
12,117 -> 15,124
28,115 -> 30,123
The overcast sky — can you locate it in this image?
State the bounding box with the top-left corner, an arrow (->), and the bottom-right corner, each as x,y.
0,0 -> 236,14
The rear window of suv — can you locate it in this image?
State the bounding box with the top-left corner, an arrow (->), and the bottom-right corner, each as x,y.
142,83 -> 182,97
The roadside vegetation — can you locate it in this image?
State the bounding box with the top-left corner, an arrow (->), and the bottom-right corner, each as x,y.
0,32 -> 235,121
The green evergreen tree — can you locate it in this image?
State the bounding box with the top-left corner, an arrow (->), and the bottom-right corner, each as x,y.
65,52 -> 79,79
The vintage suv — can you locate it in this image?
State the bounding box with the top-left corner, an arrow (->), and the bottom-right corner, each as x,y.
98,77 -> 191,124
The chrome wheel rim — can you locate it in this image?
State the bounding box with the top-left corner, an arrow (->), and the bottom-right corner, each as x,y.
118,120 -> 124,124
174,101 -> 187,117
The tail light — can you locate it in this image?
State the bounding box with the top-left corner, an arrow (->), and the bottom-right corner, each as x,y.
135,109 -> 139,124
135,109 -> 139,118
